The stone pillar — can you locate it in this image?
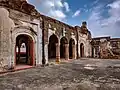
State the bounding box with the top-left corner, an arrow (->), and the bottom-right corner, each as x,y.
56,43 -> 60,63
65,44 -> 69,60
72,45 -> 76,59
18,46 -> 20,63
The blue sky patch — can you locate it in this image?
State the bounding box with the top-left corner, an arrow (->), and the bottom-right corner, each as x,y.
28,0 -> 120,38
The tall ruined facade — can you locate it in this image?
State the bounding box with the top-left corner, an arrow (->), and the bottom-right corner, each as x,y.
0,0 -> 42,70
0,0 -> 92,71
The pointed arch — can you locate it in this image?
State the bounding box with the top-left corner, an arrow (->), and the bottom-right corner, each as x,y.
48,34 -> 58,59
69,38 -> 75,59
60,37 -> 68,58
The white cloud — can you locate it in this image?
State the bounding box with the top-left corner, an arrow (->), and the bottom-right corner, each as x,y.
72,10 -> 80,18
49,10 -> 66,19
88,0 -> 120,38
107,0 -> 120,9
63,2 -> 70,12
29,0 -> 67,21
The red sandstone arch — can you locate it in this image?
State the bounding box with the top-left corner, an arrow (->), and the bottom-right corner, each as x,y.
80,43 -> 84,57
15,34 -> 34,66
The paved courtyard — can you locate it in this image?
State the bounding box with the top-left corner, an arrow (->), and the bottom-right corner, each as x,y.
0,58 -> 120,90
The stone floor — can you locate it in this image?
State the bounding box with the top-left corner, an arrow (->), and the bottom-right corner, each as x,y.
0,58 -> 120,90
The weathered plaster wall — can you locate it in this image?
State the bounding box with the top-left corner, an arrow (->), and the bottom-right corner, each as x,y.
0,8 -> 15,67
0,4 -> 43,70
9,9 -> 43,66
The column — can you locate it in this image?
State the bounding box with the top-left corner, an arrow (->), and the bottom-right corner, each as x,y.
72,45 -> 76,59
11,43 -> 15,69
56,43 -> 60,63
18,45 -> 20,64
65,44 -> 69,60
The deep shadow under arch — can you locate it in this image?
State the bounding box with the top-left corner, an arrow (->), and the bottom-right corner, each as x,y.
60,37 -> 68,58
69,38 -> 75,59
48,34 -> 58,59
80,43 -> 84,57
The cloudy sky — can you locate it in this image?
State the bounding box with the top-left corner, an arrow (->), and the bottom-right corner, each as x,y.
28,0 -> 120,38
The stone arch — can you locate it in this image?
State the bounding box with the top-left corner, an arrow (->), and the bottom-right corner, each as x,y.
60,36 -> 69,43
69,38 -> 76,59
60,37 -> 69,59
78,39 -> 86,57
70,36 -> 77,45
60,36 -> 68,43
48,34 -> 59,44
11,26 -> 37,67
13,26 -> 37,36
15,34 -> 34,65
48,34 -> 59,59
80,43 -> 84,57
12,26 -> 37,44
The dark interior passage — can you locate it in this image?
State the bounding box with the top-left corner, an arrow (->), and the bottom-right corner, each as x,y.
60,37 -> 68,58
69,38 -> 75,59
48,34 -> 58,59
16,34 -> 33,65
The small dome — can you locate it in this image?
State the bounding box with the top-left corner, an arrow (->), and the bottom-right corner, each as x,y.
82,21 -> 87,26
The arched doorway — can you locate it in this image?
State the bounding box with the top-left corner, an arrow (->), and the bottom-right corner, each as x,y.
69,38 -> 75,59
15,34 -> 34,66
60,37 -> 68,59
48,34 -> 58,60
80,43 -> 84,57
92,47 -> 94,58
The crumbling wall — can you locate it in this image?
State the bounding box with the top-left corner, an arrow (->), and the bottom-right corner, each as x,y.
100,40 -> 119,59
100,41 -> 109,58
0,8 -> 14,70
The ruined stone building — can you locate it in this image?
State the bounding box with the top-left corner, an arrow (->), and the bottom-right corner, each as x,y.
0,0 -> 92,71
0,0 -> 119,72
91,37 -> 120,59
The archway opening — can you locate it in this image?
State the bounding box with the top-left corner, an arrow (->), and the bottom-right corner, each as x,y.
60,37 -> 68,58
15,34 -> 34,66
69,38 -> 75,59
80,43 -> 84,57
48,34 -> 58,59
92,47 -> 94,58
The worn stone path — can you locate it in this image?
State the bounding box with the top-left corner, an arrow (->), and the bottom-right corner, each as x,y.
0,58 -> 120,90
